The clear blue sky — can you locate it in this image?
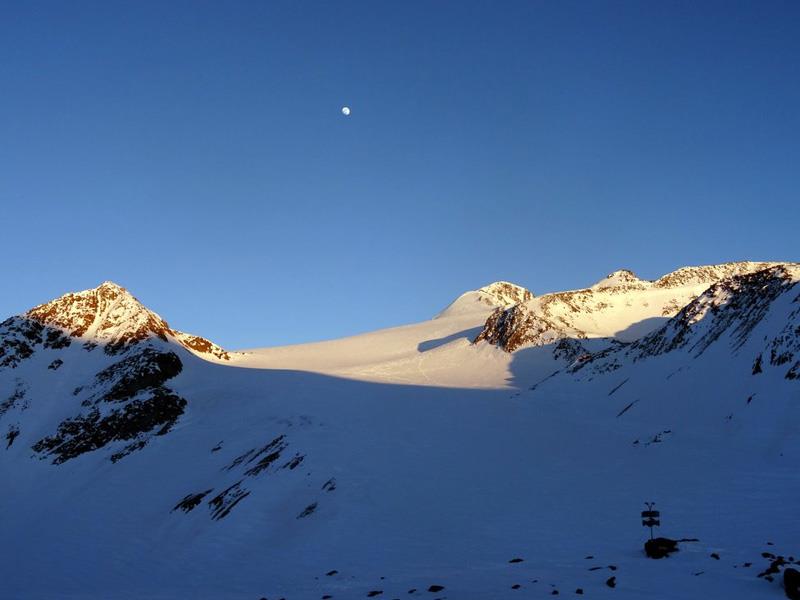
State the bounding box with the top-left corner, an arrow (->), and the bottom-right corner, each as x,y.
1,1 -> 798,348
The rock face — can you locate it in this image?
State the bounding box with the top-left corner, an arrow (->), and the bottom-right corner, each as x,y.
651,261 -> 780,289
26,281 -> 171,354
477,282 -> 533,307
21,281 -> 230,360
474,262 -> 796,356
785,568 -> 800,600
0,315 -> 71,369
645,537 -> 679,559
571,264 -> 800,380
632,265 -> 798,361
474,304 -> 576,353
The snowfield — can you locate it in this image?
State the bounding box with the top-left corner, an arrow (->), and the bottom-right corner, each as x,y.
1,263 -> 799,600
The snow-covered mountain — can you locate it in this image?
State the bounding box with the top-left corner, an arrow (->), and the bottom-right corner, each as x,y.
2,262 -> 798,600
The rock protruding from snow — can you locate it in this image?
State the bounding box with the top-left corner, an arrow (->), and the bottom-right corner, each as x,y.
173,332 -> 230,361
570,264 -> 800,380
32,347 -> 188,464
474,304 -> 584,353
652,261 -> 781,289
436,281 -> 532,318
26,281 -> 171,354
477,282 -> 533,306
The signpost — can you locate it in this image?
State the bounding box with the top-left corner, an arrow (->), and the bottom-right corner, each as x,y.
641,501 -> 660,540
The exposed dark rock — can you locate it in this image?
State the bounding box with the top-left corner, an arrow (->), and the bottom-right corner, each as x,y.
645,537 -> 679,559
6,425 -> 20,448
616,399 -> 639,417
326,570 -> 338,576
95,349 -> 182,402
509,557 -> 524,563
282,453 -> 305,470
785,568 -> 800,600
606,576 -> 616,588
367,591 -> 383,597
175,332 -> 230,361
0,382 -> 27,417
759,556 -> 789,579
48,359 -> 63,370
297,502 -> 317,519
33,386 -> 187,464
0,317 -> 70,369
710,552 -> 720,560
110,439 -> 148,462
427,586 -> 444,593
173,489 -> 213,513
322,478 -> 337,492
208,481 -> 250,520
226,435 -> 287,474
635,267 -> 797,360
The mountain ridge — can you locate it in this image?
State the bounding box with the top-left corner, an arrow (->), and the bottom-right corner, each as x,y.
2,260 -> 798,599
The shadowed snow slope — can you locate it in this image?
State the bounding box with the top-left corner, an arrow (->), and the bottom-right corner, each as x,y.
1,262 -> 799,600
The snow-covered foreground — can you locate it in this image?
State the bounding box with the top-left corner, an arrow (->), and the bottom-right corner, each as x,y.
1,265 -> 798,599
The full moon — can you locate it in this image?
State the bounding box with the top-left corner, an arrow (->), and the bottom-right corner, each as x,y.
341,106 -> 351,116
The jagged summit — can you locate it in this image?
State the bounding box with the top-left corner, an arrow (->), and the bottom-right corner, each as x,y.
652,261 -> 785,288
26,281 -> 172,352
590,269 -> 648,290
96,280 -> 127,293
14,281 -> 229,360
476,281 -> 533,306
436,280 -> 533,318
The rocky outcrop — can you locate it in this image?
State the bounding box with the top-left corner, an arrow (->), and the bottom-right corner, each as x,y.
652,261 -> 781,289
474,305 -> 580,353
436,281 -> 533,318
20,281 -> 229,361
478,282 -> 533,307
569,265 -> 800,380
632,265 -> 798,361
173,332 -> 230,361
0,316 -> 71,369
32,347 -> 187,464
26,281 -> 171,355
0,281 -> 238,465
